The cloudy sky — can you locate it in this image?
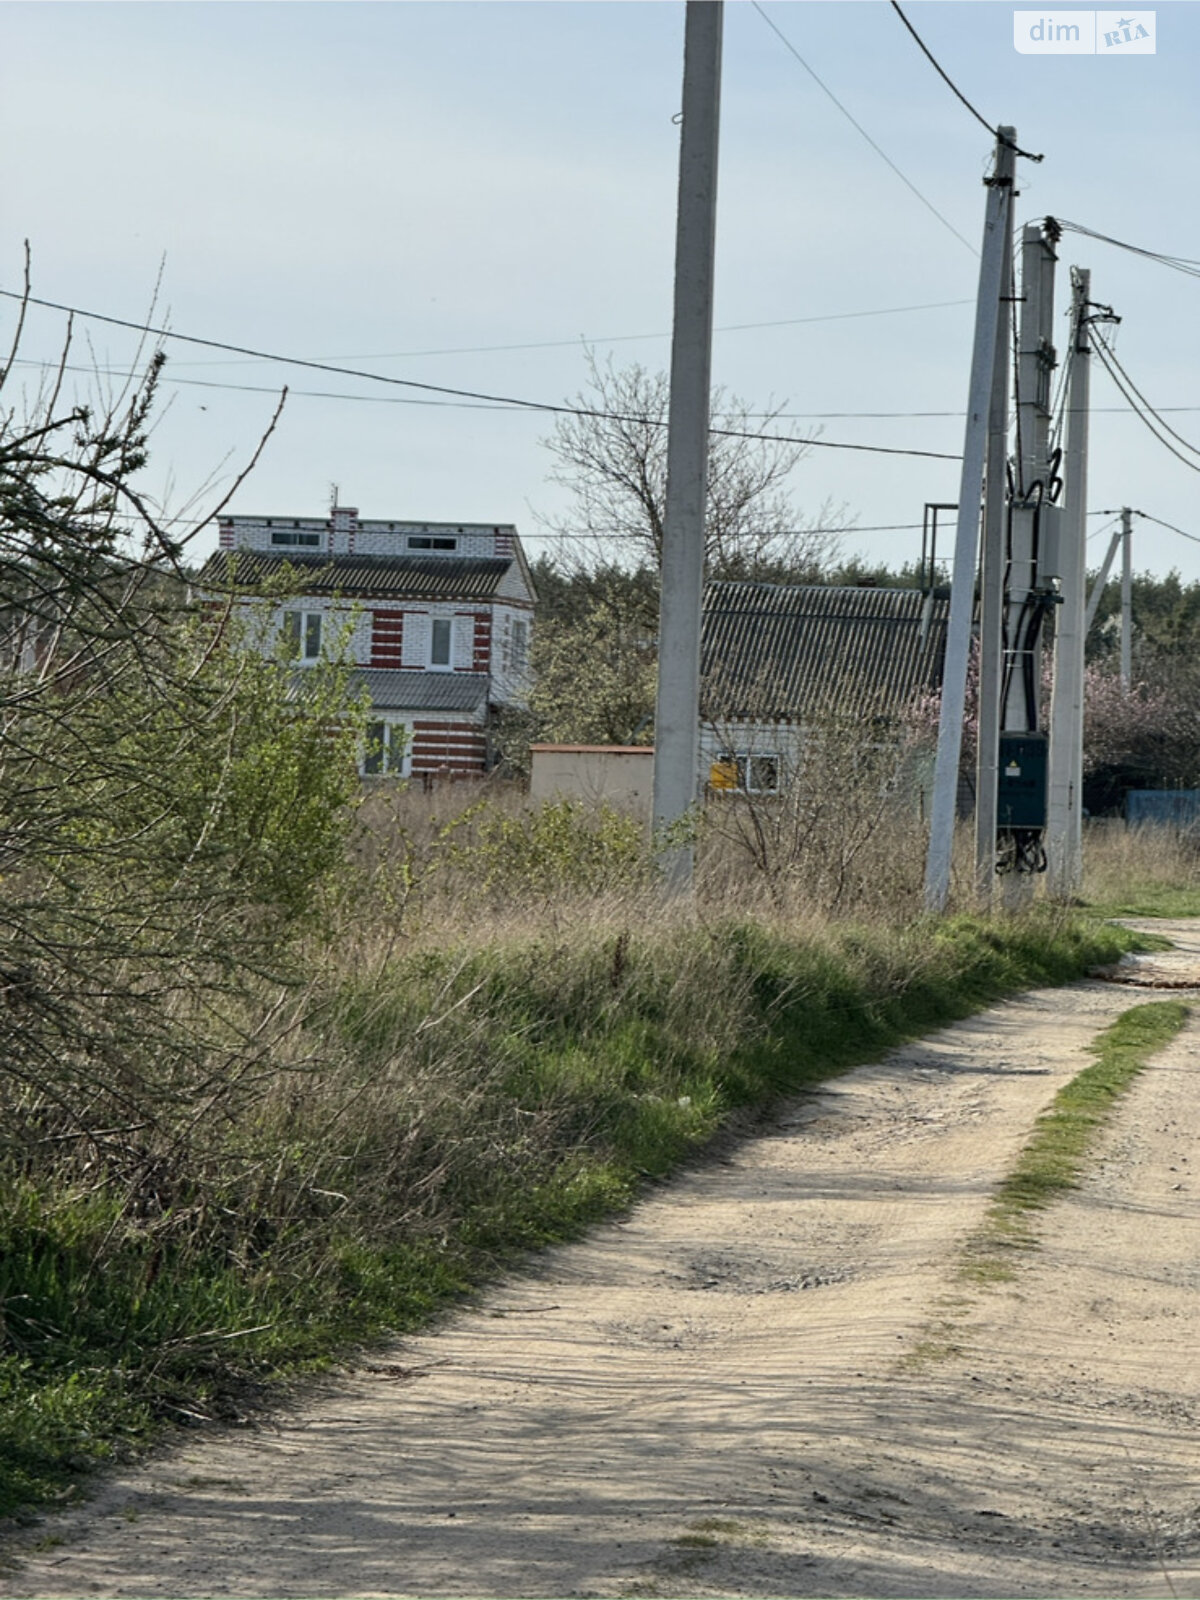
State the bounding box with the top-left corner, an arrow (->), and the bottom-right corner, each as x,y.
3,1 -> 1198,580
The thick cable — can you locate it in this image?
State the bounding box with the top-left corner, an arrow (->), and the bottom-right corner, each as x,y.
889,4 -> 1044,162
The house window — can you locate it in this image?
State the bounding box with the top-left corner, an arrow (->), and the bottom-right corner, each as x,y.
362,721 -> 408,777
407,534 -> 458,551
270,530 -> 321,547
430,617 -> 453,670
509,618 -> 529,673
282,610 -> 323,662
713,750 -> 781,795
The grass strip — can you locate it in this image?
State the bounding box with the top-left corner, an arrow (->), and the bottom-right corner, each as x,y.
0,910 -> 1155,1521
962,999 -> 1188,1281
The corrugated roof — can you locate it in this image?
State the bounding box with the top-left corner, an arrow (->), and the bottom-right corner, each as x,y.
197,551 -> 512,601
350,668 -> 489,713
349,669 -> 490,714
701,582 -> 950,721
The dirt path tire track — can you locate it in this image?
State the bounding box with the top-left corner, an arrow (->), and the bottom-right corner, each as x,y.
5,921 -> 1200,1599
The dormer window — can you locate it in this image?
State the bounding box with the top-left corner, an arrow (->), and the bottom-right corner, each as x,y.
271,530 -> 321,547
407,534 -> 458,551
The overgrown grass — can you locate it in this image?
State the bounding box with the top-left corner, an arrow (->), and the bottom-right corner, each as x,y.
961,999 -> 1188,1281
0,896 -> 1145,1522
1080,819 -> 1200,916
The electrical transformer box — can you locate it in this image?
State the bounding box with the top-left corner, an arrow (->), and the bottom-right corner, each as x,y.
997,732 -> 1048,830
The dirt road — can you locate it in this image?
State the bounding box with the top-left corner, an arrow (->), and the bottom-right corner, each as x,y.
5,920 -> 1200,1599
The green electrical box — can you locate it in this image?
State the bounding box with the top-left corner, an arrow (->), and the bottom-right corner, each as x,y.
997,732 -> 1048,830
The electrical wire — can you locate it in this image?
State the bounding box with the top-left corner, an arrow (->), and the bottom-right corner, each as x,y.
152,297 -> 979,369
10,359 -> 1194,422
749,1 -> 977,256
1136,512 -> 1200,547
1090,335 -> 1200,459
1092,339 -> 1200,474
0,285 -> 960,461
1053,219 -> 1200,280
1086,515 -> 1121,544
889,3 -> 1043,162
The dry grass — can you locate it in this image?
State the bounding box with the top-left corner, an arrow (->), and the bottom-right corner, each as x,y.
1080,818 -> 1200,916
0,778 -> 1180,1519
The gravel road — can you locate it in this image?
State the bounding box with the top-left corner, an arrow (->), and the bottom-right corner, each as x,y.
4,919 -> 1199,1599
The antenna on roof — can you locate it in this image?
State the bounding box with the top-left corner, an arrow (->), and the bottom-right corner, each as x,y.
329,483 -> 340,514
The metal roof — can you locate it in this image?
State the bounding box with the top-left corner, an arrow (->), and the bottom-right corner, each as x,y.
701,582 -> 950,722
349,669 -> 490,714
198,551 -> 512,602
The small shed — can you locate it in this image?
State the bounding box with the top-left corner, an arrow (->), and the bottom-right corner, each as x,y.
529,744 -> 654,818
699,581 -> 951,791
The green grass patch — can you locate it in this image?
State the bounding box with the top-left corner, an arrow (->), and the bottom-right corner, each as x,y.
0,909 -> 1151,1521
1085,884 -> 1200,919
962,999 -> 1188,1281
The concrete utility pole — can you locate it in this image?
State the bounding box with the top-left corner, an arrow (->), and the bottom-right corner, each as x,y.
994,221 -> 1058,905
973,211 -> 1015,904
1085,526 -> 1122,633
924,129 -> 1016,914
1120,505 -> 1134,691
652,0 -> 723,890
1046,268 -> 1090,901
1005,222 -> 1059,737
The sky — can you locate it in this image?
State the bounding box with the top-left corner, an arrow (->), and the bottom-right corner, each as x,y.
2,0 -> 1198,582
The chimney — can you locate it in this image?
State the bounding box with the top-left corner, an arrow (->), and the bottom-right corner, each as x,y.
330,501 -> 359,553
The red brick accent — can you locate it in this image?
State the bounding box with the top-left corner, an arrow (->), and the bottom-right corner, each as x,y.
471,611 -> 491,672
371,609 -> 404,668
218,521 -> 234,549
411,718 -> 488,774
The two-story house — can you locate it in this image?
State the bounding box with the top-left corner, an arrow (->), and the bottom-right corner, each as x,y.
195,503 -> 536,778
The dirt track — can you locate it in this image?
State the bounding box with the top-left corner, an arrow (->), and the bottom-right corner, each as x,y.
5,920 -> 1200,1599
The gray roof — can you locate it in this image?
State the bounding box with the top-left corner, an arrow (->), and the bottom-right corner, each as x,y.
198,552 -> 512,602
701,582 -> 950,722
349,669 -> 490,715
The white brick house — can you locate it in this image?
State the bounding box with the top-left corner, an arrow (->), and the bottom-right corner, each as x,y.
195,505 -> 536,778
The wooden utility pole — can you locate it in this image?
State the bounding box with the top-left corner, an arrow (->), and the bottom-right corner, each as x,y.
924,129 -> 1016,913
1047,268 -> 1090,901
652,0 -> 723,890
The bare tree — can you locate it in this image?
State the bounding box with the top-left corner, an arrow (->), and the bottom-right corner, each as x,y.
539,349 -> 847,580
1,265 -> 362,1183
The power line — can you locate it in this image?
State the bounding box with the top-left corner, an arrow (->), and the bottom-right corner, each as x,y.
749,1 -> 977,256
0,286 -> 960,461
1091,335 -> 1200,459
154,297 -> 978,368
889,3 -> 1043,162
536,521 -> 926,542
1092,338 -> 1200,474
1053,219 -> 1200,280
1136,511 -> 1200,547
12,360 -> 1196,422
1086,515 -> 1121,543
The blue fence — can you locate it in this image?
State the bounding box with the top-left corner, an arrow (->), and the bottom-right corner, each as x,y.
1125,789 -> 1200,828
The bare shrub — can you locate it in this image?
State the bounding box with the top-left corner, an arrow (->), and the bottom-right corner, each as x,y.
697,713 -> 928,917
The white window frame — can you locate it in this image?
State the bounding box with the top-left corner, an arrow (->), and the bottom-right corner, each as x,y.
429,616 -> 454,671
361,719 -> 410,778
509,618 -> 529,674
715,749 -> 782,795
282,609 -> 323,663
